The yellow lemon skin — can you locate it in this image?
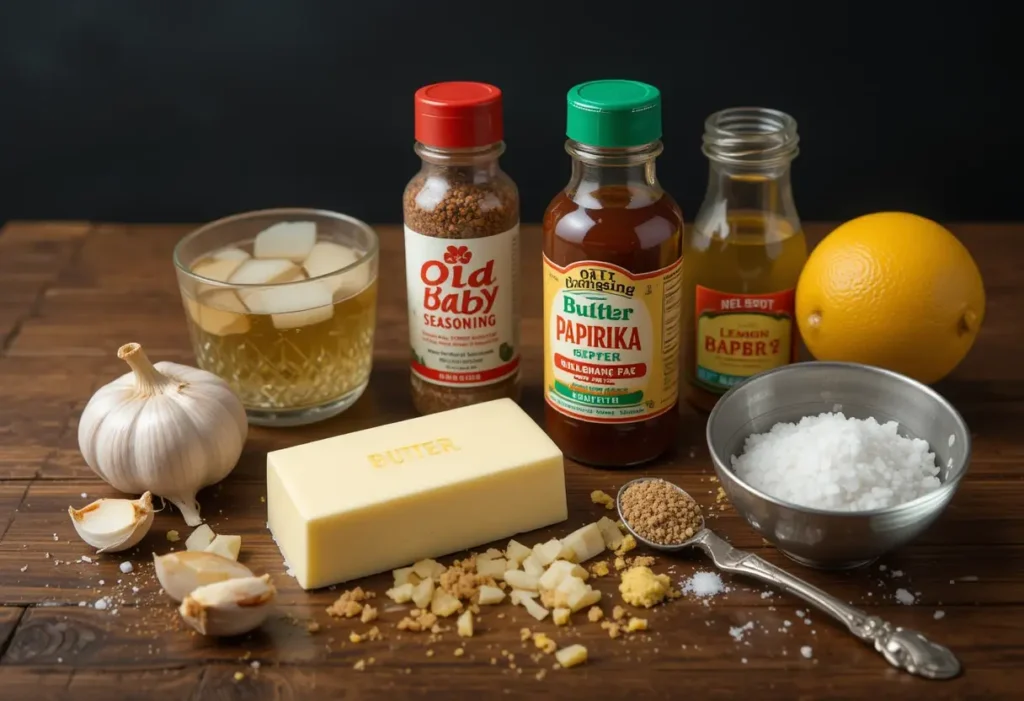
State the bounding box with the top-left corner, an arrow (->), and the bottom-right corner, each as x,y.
795,212 -> 985,385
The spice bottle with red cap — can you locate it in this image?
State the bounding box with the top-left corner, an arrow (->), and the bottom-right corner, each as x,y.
403,81 -> 521,415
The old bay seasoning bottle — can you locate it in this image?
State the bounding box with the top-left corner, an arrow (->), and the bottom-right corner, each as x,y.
542,80 -> 683,467
403,82 -> 521,415
684,107 -> 807,412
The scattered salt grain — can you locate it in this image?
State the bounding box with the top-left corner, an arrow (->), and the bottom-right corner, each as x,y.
800,645 -> 813,659
81,555 -> 92,563
19,565 -> 27,572
804,618 -> 812,625
878,564 -> 887,571
78,601 -> 86,607
895,588 -> 916,605
957,575 -> 979,582
119,562 -> 133,574
98,580 -> 104,586
934,610 -> 945,620
891,570 -> 904,578
783,620 -> 792,627
132,587 -> 140,594
729,621 -> 755,641
94,598 -> 109,610
730,412 -> 941,511
80,492 -> 87,499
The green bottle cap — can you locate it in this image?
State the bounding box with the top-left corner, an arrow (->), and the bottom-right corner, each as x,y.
566,80 -> 662,148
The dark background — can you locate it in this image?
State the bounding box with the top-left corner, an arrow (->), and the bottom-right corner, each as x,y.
0,1 -> 1016,226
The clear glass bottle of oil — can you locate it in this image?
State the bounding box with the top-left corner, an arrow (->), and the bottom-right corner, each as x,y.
683,107 -> 807,412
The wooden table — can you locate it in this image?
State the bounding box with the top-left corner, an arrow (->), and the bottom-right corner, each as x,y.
0,221 -> 1020,700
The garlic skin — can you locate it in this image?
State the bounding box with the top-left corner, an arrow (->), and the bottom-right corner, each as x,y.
78,342 -> 248,526
179,574 -> 276,636
154,550 -> 253,602
68,492 -> 154,553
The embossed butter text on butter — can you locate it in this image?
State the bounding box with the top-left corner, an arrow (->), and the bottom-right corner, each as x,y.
367,438 -> 460,468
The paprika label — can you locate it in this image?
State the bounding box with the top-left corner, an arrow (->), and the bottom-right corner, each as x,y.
542,255 -> 681,424
404,226 -> 520,387
694,286 -> 796,392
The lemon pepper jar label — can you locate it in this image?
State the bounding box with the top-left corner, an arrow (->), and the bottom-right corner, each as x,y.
543,256 -> 681,423
694,286 -> 796,392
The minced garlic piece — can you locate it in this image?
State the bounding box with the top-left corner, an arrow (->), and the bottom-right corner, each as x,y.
590,561 -> 610,577
615,534 -> 637,556
430,589 -> 463,617
533,633 -> 557,654
520,627 -> 532,642
590,490 -> 615,510
552,608 -> 571,626
360,605 -> 378,623
626,617 -> 648,632
353,659 -> 366,671
619,566 -> 672,608
454,647 -> 465,657
166,530 -> 180,542
630,555 -> 655,568
555,644 -> 588,668
457,610 -> 474,638
614,557 -> 627,571
587,606 -> 604,623
612,605 -> 626,621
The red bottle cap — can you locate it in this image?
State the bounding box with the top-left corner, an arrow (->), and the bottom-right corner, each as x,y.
414,82 -> 504,149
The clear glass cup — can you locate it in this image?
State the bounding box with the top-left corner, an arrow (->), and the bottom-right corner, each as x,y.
173,208 -> 379,427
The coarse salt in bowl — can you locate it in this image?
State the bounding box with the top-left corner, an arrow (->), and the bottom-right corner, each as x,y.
706,361 -> 971,570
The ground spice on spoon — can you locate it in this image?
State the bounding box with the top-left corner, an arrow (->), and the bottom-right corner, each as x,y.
621,480 -> 704,545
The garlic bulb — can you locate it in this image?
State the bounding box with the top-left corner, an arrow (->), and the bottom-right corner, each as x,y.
68,492 -> 154,553
78,342 -> 248,526
179,574 -> 276,636
154,551 -> 253,602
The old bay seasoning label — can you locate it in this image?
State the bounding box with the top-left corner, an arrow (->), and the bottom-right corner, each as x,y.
405,226 -> 520,387
543,256 -> 681,423
693,286 -> 796,392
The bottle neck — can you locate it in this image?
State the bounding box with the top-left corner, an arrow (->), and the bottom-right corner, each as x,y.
704,161 -> 796,214
415,142 -> 504,178
565,140 -> 662,194
697,107 -> 801,224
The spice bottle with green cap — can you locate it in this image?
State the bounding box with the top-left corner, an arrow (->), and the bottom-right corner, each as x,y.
542,79 -> 683,467
403,81 -> 522,415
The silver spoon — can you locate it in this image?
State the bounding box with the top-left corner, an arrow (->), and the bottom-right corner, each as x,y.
616,477 -> 961,680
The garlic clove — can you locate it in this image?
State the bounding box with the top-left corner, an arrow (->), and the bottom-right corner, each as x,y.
178,574 -> 276,637
154,550 -> 253,602
68,492 -> 154,553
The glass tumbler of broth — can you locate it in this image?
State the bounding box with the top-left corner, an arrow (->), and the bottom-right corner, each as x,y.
173,208 -> 379,427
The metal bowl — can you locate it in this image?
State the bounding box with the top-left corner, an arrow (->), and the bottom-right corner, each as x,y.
706,361 -> 971,570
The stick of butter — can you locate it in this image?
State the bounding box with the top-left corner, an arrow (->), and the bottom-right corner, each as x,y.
267,398 -> 567,590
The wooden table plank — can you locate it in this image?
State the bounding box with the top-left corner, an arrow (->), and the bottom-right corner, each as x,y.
2,606 -> 1021,698
0,667 -> 202,701
0,220 -> 1021,699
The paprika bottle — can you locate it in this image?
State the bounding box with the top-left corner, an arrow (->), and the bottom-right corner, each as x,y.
683,107 -> 807,412
542,80 -> 683,467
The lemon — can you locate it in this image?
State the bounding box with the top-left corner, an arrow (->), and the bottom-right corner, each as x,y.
796,212 -> 985,384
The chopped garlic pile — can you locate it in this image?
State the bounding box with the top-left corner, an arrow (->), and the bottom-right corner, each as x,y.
382,516 -> 624,626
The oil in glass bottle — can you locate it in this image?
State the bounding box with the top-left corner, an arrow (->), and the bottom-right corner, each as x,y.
683,107 -> 807,412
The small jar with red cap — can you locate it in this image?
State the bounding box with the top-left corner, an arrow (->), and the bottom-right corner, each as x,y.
403,81 -> 521,415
